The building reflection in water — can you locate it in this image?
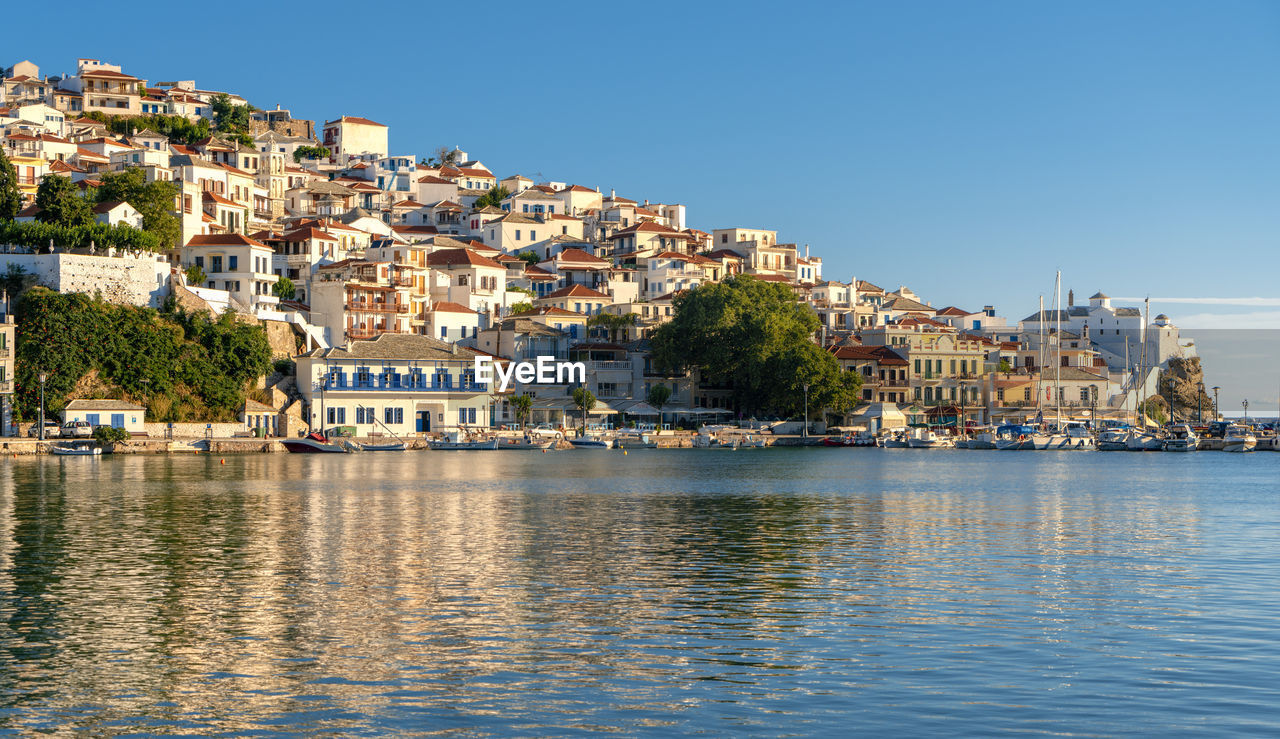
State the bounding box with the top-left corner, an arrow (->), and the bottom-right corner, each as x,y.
0,450 -> 1213,734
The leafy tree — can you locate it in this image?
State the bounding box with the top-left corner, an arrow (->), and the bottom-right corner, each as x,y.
0,219 -> 160,253
34,175 -> 92,228
998,359 -> 1013,373
572,386 -> 596,433
272,276 -> 296,300
650,275 -> 860,417
13,287 -> 273,423
423,145 -> 460,168
516,250 -> 540,266
471,185 -> 510,210
0,148 -> 20,221
94,168 -> 181,248
588,312 -> 637,342
511,393 -> 533,429
2,264 -> 29,298
508,302 -> 533,316
185,264 -> 207,286
292,145 -> 331,162
646,384 -> 671,418
212,93 -> 251,134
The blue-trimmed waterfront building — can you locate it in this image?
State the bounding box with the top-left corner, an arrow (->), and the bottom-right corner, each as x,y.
295,334 -> 494,435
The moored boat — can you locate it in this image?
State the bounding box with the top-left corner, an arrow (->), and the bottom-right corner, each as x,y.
1162,424 -> 1199,452
359,441 -> 407,452
569,436 -> 614,449
907,429 -> 954,449
994,424 -> 1035,450
1097,429 -> 1129,451
1125,429 -> 1164,451
282,432 -> 349,454
50,445 -> 102,456
1222,424 -> 1256,453
497,437 -> 556,450
428,430 -> 499,450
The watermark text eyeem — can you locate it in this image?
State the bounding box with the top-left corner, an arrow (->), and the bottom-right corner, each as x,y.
474,356 -> 585,392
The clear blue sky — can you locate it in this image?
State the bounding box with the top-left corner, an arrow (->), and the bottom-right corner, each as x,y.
8,1 -> 1279,398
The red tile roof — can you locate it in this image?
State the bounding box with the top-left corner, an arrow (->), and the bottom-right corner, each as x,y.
543,284 -> 612,300
186,234 -> 268,247
426,248 -> 503,269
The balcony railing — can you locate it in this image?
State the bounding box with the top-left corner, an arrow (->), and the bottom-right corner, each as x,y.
347,301 -> 410,313
323,379 -> 487,393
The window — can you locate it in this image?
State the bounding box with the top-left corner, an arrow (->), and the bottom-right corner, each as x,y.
530,231 -> 536,241
515,230 -> 521,240
384,407 -> 403,425
194,256 -> 204,268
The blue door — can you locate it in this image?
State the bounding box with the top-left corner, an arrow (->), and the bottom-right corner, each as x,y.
86,414 -> 99,426
416,411 -> 429,433
111,414 -> 125,428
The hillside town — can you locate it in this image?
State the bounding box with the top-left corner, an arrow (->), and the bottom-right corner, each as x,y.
0,57 -> 1207,444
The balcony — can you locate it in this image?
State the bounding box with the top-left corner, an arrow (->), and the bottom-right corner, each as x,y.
323,379 -> 487,393
346,301 -> 410,314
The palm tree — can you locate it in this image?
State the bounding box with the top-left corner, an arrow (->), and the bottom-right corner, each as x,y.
572,386 -> 596,435
511,393 -> 533,429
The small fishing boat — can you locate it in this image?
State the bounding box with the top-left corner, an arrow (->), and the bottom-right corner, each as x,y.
906,429 -> 954,449
497,437 -> 556,450
569,436 -> 614,449
994,425 -> 1035,450
429,430 -> 499,450
966,428 -> 998,450
1125,429 -> 1164,451
1162,424 -> 1199,453
50,445 -> 102,456
882,431 -> 909,448
359,441 -> 407,452
821,435 -> 855,447
1097,429 -> 1129,451
282,432 -> 349,454
614,432 -> 658,449
1040,422 -> 1095,450
1222,424 -> 1256,453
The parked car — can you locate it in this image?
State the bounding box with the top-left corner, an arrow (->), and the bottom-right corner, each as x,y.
62,421 -> 93,438
526,423 -> 564,439
27,420 -> 61,438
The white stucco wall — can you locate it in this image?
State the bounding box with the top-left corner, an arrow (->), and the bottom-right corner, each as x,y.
0,250 -> 171,307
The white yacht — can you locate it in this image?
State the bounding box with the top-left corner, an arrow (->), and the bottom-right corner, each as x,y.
1162,424 -> 1199,452
1222,425 -> 1257,453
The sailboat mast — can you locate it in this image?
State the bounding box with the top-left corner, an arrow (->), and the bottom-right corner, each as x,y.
1035,295 -> 1045,425
1055,271 -> 1062,426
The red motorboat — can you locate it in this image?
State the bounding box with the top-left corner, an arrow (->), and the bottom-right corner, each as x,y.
282,432 -> 349,454
821,436 -> 855,447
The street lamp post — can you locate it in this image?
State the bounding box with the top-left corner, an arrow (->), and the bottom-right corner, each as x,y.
1242,399 -> 1249,423
1090,384 -> 1098,428
1197,381 -> 1205,423
802,383 -> 809,439
1212,386 -> 1220,421
37,371 -> 47,441
1166,377 -> 1176,426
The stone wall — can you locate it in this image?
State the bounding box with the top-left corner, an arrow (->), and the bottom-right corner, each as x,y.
143,422 -> 243,438
0,249 -> 171,308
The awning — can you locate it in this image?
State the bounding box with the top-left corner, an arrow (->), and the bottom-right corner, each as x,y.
615,401 -> 660,416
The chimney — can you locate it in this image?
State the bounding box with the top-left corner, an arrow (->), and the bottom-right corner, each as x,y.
610,188 -> 616,199
1068,289 -> 1074,307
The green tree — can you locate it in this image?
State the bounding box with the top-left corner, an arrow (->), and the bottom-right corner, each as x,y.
2,264 -> 29,298
650,275 -> 860,417
511,393 -> 533,429
572,386 -> 596,433
997,359 -> 1013,373
94,168 -> 181,248
0,148 -> 21,221
588,312 -> 637,342
516,250 -> 540,266
646,384 -> 671,421
272,276 -> 296,300
508,302 -> 533,315
212,93 -> 251,134
292,145 -> 331,162
471,185 -> 510,210
185,264 -> 207,286
34,175 -> 92,228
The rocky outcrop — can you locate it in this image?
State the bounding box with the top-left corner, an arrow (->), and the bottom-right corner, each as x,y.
1159,357 -> 1215,421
